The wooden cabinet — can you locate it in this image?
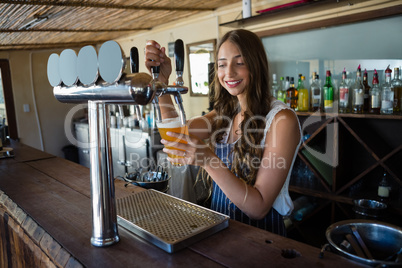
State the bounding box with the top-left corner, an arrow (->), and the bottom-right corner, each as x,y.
287,112 -> 402,247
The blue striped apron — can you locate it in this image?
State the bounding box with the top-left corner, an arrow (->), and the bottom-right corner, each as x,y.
210,142 -> 286,236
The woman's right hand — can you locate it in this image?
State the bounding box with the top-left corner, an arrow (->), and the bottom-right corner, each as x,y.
144,40 -> 172,84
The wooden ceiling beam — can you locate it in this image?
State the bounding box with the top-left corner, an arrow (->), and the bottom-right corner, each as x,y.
0,28 -> 151,33
0,41 -> 105,50
0,0 -> 215,12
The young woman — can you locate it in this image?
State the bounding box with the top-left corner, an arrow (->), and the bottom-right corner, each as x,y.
145,29 -> 301,236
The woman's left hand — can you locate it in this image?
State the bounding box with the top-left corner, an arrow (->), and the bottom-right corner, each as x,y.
161,132 -> 215,167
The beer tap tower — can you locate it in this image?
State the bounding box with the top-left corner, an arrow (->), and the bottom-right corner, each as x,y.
48,40 -> 187,247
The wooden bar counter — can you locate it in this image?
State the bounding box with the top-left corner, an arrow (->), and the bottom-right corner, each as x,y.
0,140 -> 366,267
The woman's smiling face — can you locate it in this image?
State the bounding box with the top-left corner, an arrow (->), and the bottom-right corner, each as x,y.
217,40 -> 250,98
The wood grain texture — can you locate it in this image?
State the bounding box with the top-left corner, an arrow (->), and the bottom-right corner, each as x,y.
0,141 -> 367,267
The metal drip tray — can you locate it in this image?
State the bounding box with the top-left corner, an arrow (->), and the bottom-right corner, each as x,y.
116,189 -> 229,253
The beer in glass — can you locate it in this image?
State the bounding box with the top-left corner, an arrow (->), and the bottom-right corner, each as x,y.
157,117 -> 188,159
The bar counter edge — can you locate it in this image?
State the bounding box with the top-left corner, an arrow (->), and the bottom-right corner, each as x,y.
0,140 -> 366,268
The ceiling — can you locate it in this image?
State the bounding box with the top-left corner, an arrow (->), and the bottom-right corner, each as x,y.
0,0 -> 240,51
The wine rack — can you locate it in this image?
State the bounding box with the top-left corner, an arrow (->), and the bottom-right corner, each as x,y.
287,112 -> 402,247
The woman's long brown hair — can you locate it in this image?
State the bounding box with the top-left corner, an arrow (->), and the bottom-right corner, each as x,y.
199,29 -> 272,195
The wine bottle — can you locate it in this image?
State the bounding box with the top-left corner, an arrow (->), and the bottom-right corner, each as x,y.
369,69 -> 381,114
363,69 -> 371,113
381,66 -> 394,115
339,68 -> 350,113
391,67 -> 402,114
378,171 -> 391,203
351,65 -> 364,114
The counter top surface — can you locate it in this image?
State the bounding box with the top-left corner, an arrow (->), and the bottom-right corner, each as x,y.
0,140 -> 366,267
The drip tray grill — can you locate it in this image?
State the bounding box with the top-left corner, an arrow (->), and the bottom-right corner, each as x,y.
116,189 -> 229,253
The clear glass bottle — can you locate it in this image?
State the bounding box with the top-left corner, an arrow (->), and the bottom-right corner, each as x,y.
284,76 -> 290,91
323,70 -> 334,113
286,77 -> 298,110
309,72 -> 321,112
277,76 -> 286,103
272,73 -> 280,99
391,67 -> 402,114
339,68 -> 350,113
363,69 -> 371,113
297,74 -> 309,112
351,65 -> 364,114
381,66 -> 394,115
369,69 -> 381,114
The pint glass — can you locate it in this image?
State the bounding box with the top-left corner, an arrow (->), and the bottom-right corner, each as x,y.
156,117 -> 188,160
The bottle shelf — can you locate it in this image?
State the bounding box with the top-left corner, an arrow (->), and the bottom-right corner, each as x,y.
289,185 -> 353,205
296,111 -> 402,120
290,113 -> 402,239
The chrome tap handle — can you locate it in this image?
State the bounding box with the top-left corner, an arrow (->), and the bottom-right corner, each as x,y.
173,92 -> 186,126
152,97 -> 162,124
130,47 -> 139,74
134,105 -> 143,125
150,50 -> 163,121
151,65 -> 160,80
171,39 -> 186,125
130,47 -> 144,123
174,39 -> 184,86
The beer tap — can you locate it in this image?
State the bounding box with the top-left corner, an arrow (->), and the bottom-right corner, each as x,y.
150,65 -> 163,124
174,39 -> 184,87
173,39 -> 186,125
146,39 -> 187,126
130,47 -> 143,125
49,39 -> 188,248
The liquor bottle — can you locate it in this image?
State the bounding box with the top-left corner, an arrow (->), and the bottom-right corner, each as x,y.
378,171 -> 391,204
369,69 -> 381,114
351,65 -> 364,113
381,66 -> 394,115
285,76 -> 290,91
309,72 -> 321,112
339,68 -> 350,113
323,70 -> 334,113
297,75 -> 309,112
363,69 -> 371,113
286,77 -> 298,110
272,73 -> 280,99
391,67 -> 402,114
277,76 -> 286,103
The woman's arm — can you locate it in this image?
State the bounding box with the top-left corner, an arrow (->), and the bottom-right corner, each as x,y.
144,41 -> 177,119
164,108 -> 300,219
187,110 -> 217,140
209,109 -> 300,219
144,40 -> 216,140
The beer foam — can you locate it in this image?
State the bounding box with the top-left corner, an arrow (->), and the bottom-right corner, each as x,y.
156,117 -> 182,128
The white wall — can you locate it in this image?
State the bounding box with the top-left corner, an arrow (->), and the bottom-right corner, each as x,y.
0,49 -> 82,157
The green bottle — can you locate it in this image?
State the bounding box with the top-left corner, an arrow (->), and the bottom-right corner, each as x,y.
323,70 -> 334,113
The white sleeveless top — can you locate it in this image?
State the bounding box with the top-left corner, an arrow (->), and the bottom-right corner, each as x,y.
217,100 -> 301,216
260,100 -> 301,216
